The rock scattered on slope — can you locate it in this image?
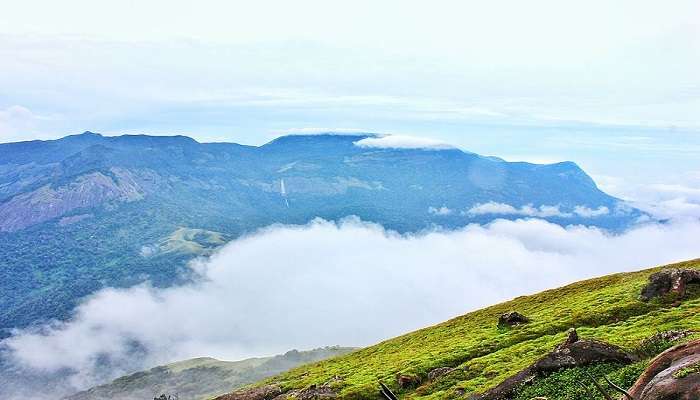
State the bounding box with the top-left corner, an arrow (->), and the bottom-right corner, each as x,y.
214,384 -> 282,400
214,375 -> 345,400
498,311 -> 530,327
627,339 -> 700,400
534,336 -> 635,372
637,329 -> 696,357
428,367 -> 454,381
643,329 -> 695,344
280,376 -> 343,400
640,268 -> 700,301
284,384 -> 337,399
477,329 -> 636,399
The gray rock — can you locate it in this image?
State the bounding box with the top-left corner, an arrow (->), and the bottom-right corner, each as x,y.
428,367 -> 453,381
477,331 -> 636,400
640,269 -> 700,301
214,384 -> 282,400
498,311 -> 530,327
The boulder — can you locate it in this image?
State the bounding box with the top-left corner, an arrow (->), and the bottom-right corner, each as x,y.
534,338 -> 635,372
478,366 -> 537,400
640,268 -> 700,301
498,311 -> 530,327
477,329 -> 636,399
626,339 -> 700,400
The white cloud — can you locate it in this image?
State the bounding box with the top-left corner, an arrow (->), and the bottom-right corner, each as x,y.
3,217 -> 700,398
466,202 -> 519,215
354,135 -> 454,150
465,202 -> 573,218
428,206 -> 453,216
595,176 -> 700,220
573,205 -> 610,217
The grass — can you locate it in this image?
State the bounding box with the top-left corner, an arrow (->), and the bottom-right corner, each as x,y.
244,259 -> 700,399
673,361 -> 700,379
512,362 -> 648,400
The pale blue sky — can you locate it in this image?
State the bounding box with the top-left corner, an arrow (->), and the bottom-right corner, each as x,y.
0,0 -> 698,190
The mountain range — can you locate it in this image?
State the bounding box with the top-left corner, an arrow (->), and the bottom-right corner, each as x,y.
0,132 -> 642,335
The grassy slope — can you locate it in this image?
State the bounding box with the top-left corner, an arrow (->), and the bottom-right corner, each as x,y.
254,259 -> 700,399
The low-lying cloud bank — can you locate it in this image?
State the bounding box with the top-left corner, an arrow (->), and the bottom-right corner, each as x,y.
465,202 -> 610,218
2,216 -> 700,397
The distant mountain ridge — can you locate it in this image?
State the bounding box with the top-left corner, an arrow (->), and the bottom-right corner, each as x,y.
0,131 -> 642,335
64,347 -> 354,400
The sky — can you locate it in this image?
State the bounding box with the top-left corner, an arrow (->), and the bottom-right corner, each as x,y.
1,0 -> 699,187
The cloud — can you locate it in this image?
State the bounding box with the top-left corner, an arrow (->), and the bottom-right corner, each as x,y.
465,202 -> 574,218
465,202 -> 519,215
2,217 -> 700,398
428,206 -> 453,216
465,203 -> 612,218
354,135 -> 454,150
573,205 -> 610,217
595,176 -> 700,220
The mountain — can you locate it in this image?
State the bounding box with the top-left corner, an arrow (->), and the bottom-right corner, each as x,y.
64,347 -> 354,400
0,132 -> 642,335
215,259 -> 700,399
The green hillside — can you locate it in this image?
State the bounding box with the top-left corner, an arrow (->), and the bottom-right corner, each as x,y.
228,259 -> 700,399
66,347 -> 354,400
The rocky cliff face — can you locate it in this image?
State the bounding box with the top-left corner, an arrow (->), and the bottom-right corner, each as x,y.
0,167 -> 159,232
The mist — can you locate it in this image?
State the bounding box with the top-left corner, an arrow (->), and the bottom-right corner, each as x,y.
2,215 -> 700,399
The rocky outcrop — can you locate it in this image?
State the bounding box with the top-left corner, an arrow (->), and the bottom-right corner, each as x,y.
214,384 -> 283,400
277,376 -> 343,400
534,336 -> 635,373
626,339 -> 700,400
428,367 -> 453,381
498,312 -> 530,328
283,384 -> 338,400
637,329 -> 696,358
640,269 -> 700,301
642,329 -> 694,345
0,168 -> 156,232
217,377 -> 344,400
478,329 -> 636,400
